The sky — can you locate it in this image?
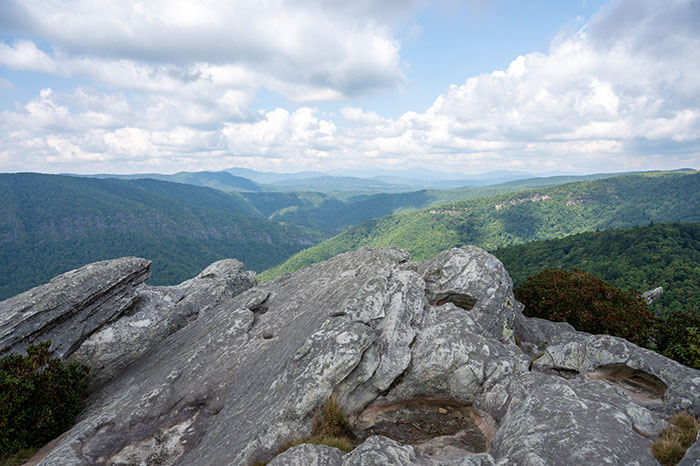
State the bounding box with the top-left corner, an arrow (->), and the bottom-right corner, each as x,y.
0,0 -> 699,176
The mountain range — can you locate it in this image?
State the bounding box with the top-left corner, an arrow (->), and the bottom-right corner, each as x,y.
260,170 -> 700,280
2,169 -> 698,302
0,173 -> 319,299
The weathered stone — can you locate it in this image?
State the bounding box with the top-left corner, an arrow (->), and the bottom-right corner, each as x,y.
678,430 -> 700,466
378,302 -> 528,406
490,382 -> 661,466
0,257 -> 151,358
340,436 -> 419,465
38,248 -> 421,465
68,259 -> 256,387
419,246 -> 519,343
512,313 -> 577,356
531,332 -> 700,417
12,245 -> 698,466
642,286 -> 663,305
267,444 -> 344,466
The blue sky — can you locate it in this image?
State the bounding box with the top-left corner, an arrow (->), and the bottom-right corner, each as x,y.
0,0 -> 698,175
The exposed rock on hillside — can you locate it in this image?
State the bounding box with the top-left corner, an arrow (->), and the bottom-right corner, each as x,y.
642,286 -> 664,305
5,247 -> 699,465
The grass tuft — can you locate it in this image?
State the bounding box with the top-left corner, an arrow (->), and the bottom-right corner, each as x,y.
652,412 -> 699,466
669,412 -> 699,447
311,396 -> 353,440
250,396 -> 355,465
285,434 -> 353,452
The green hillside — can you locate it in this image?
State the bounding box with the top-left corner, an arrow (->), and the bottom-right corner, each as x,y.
243,172 -> 631,235
260,171 -> 700,281
494,222 -> 700,315
0,173 -> 320,300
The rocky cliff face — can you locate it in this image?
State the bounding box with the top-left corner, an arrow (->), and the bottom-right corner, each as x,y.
1,246 -> 698,466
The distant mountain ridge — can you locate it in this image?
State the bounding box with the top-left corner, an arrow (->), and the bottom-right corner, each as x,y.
260,170 -> 700,280
78,171 -> 264,192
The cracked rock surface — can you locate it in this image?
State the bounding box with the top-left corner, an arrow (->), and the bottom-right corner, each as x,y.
7,246 -> 699,466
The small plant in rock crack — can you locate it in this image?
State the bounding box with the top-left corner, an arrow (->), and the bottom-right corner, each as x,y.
0,341 -> 90,459
651,412 -> 699,466
249,396 -> 355,465
284,395 -> 355,452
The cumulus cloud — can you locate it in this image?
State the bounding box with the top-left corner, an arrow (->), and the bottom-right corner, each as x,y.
0,0 -> 405,101
0,0 -> 699,174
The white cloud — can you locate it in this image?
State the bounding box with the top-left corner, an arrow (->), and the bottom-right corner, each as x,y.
0,0 -> 699,174
0,40 -> 58,73
0,0 -> 404,101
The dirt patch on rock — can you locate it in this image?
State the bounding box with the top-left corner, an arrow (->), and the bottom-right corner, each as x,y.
353,398 -> 494,456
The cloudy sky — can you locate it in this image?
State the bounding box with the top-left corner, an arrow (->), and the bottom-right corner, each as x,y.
0,0 -> 699,175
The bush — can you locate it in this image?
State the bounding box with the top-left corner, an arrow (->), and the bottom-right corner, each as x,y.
654,309 -> 700,370
0,342 -> 89,456
515,268 -> 654,345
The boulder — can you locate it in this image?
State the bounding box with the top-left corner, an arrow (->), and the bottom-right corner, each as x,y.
12,246 -> 698,466
642,286 -> 664,305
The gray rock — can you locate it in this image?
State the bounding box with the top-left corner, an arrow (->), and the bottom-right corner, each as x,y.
266,436 -> 498,466
15,245 -> 699,466
419,246 -> 519,343
0,257 -> 151,358
68,259 -> 256,387
490,381 -> 660,466
267,444 -> 344,466
677,429 -> 700,466
39,248 -> 420,465
340,436 -> 419,465
642,286 -> 663,305
512,313 -> 577,356
531,332 -> 700,417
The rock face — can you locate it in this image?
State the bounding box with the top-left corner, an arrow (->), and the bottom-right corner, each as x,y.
5,247 -> 698,466
69,259 -> 257,388
0,258 -> 151,358
642,286 -> 664,305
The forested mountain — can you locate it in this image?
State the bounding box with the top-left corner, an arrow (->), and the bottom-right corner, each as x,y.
242,172 -> 632,235
260,171 -> 700,280
494,222 -> 700,315
0,173 -> 320,300
263,175 -> 415,195
85,171 -> 264,192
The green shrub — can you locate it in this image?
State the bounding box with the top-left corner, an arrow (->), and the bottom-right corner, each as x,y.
654,309 -> 700,370
0,342 -> 89,456
515,268 -> 654,345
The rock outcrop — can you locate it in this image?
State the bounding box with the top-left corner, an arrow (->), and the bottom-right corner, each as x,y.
3,246 -> 698,465
642,286 -> 664,305
0,258 -> 151,358
69,259 -> 257,388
